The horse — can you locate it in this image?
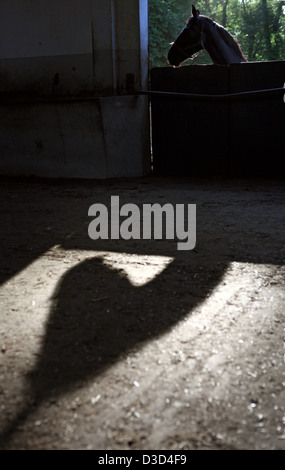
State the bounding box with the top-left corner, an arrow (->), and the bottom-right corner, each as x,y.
168,5 -> 247,66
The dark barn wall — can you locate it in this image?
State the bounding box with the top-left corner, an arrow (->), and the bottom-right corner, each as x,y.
151,62 -> 285,178
228,61 -> 284,177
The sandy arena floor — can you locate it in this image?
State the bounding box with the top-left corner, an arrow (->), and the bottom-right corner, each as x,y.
0,176 -> 284,450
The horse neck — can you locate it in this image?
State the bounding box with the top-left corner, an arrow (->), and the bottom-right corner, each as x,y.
202,19 -> 246,64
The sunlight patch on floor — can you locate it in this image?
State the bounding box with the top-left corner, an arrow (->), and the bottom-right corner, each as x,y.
102,253 -> 174,286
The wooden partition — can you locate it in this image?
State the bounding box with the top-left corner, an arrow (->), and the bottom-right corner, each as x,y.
151,62 -> 285,177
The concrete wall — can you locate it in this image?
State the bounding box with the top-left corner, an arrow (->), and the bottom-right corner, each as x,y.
0,95 -> 150,179
0,0 -> 94,96
0,0 -> 150,178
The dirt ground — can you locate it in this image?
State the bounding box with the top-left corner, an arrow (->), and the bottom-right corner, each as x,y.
0,175 -> 284,450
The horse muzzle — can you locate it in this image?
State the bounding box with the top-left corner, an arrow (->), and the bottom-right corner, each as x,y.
167,34 -> 206,67
167,43 -> 188,67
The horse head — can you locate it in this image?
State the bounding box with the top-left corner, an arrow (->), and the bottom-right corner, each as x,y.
168,5 -> 205,67
168,4 -> 247,66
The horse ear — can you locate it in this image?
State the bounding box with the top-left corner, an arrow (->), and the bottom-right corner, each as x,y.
191,5 -> 200,18
192,5 -> 197,17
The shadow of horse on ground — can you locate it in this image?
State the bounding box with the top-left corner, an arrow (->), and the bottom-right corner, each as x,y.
0,242 -> 226,447
0,177 -> 284,448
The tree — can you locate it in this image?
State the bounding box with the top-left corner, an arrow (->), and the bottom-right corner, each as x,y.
149,0 -> 191,68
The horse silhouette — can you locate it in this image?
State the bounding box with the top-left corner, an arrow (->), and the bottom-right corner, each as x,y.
168,5 -> 247,66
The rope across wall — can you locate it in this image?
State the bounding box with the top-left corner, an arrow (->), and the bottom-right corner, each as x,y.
0,87 -> 284,105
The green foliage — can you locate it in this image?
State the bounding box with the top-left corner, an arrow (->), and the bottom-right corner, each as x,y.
149,0 -> 285,67
149,0 -> 190,67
